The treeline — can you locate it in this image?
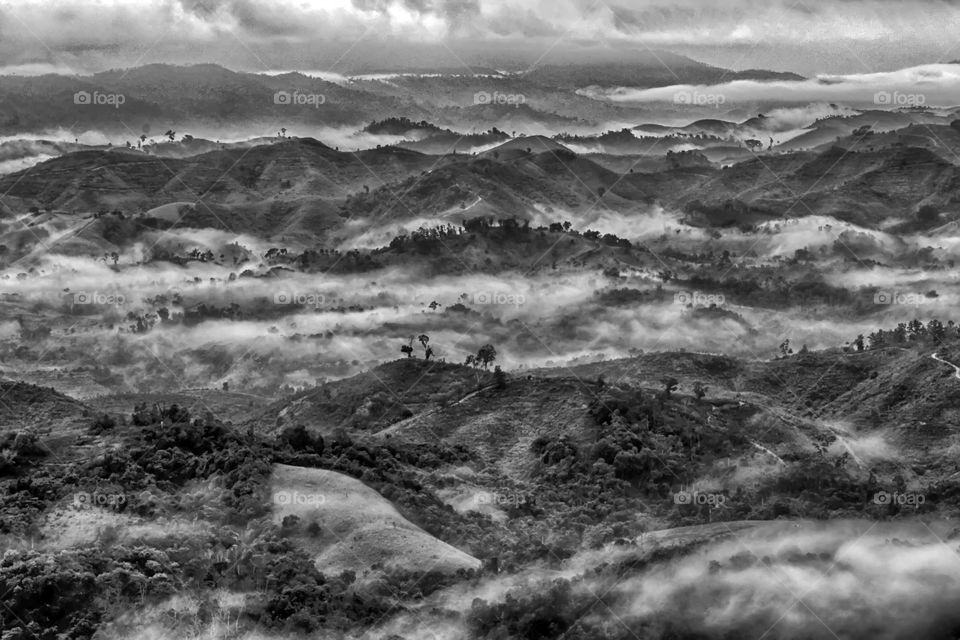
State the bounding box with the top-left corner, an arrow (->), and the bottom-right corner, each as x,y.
851,318 -> 960,352
0,401 -> 491,638
382,217 -> 635,253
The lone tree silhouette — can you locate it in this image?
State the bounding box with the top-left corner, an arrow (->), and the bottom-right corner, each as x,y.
418,334 -> 431,360
477,344 -> 497,369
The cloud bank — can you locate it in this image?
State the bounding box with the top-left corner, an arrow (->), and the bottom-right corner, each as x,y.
581,64 -> 960,108
0,0 -> 958,75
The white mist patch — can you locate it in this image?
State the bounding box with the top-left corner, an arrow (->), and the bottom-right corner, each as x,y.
368,520 -> 960,640
138,226 -> 269,257
616,521 -> 960,639
761,103 -> 861,131
340,216 -> 461,250
0,154 -> 56,175
581,64 -> 960,108
824,420 -> 898,469
7,240 -> 952,393
826,266 -> 960,309
308,126 -> 408,151
0,129 -> 111,145
832,267 -> 960,289
530,204 -> 712,243
750,215 -> 899,257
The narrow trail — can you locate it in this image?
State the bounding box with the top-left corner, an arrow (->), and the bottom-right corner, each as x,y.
749,441 -> 787,465
736,393 -> 870,470
826,426 -> 865,470
931,352 -> 960,380
375,382 -> 497,436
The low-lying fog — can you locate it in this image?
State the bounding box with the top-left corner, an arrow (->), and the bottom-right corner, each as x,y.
4,223 -> 960,397
0,100 -> 921,177
0,120 -> 632,174
366,520 -> 960,640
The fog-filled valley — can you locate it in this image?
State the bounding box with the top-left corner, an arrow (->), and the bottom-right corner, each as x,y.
4,5 -> 960,638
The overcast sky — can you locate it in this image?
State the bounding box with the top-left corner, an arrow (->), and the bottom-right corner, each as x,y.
0,0 -> 958,77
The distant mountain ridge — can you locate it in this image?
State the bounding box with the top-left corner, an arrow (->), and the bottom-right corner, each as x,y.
0,57 -> 804,137
4,132 -> 959,251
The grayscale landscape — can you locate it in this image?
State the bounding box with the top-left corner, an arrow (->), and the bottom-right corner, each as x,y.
2,1 -> 960,639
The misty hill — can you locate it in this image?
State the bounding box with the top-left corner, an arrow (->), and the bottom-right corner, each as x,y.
397,130 -> 511,154
0,380 -> 87,425
344,67 -> 658,126
440,102 -> 588,132
0,58 -> 799,139
363,118 -> 513,154
484,135 -> 573,156
6,327 -> 960,638
271,463 -> 481,574
6,134 -> 959,252
338,147 -> 622,223
774,109 -> 958,151
256,359 -> 498,435
244,335 -> 960,496
627,109 -> 960,158
523,51 -> 804,89
363,117 -> 446,137
0,64 -> 423,136
680,144 -> 960,227
826,122 -> 960,160
0,56 -> 809,142
0,138 -> 441,237
343,141 -> 960,230
559,128 -> 727,157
